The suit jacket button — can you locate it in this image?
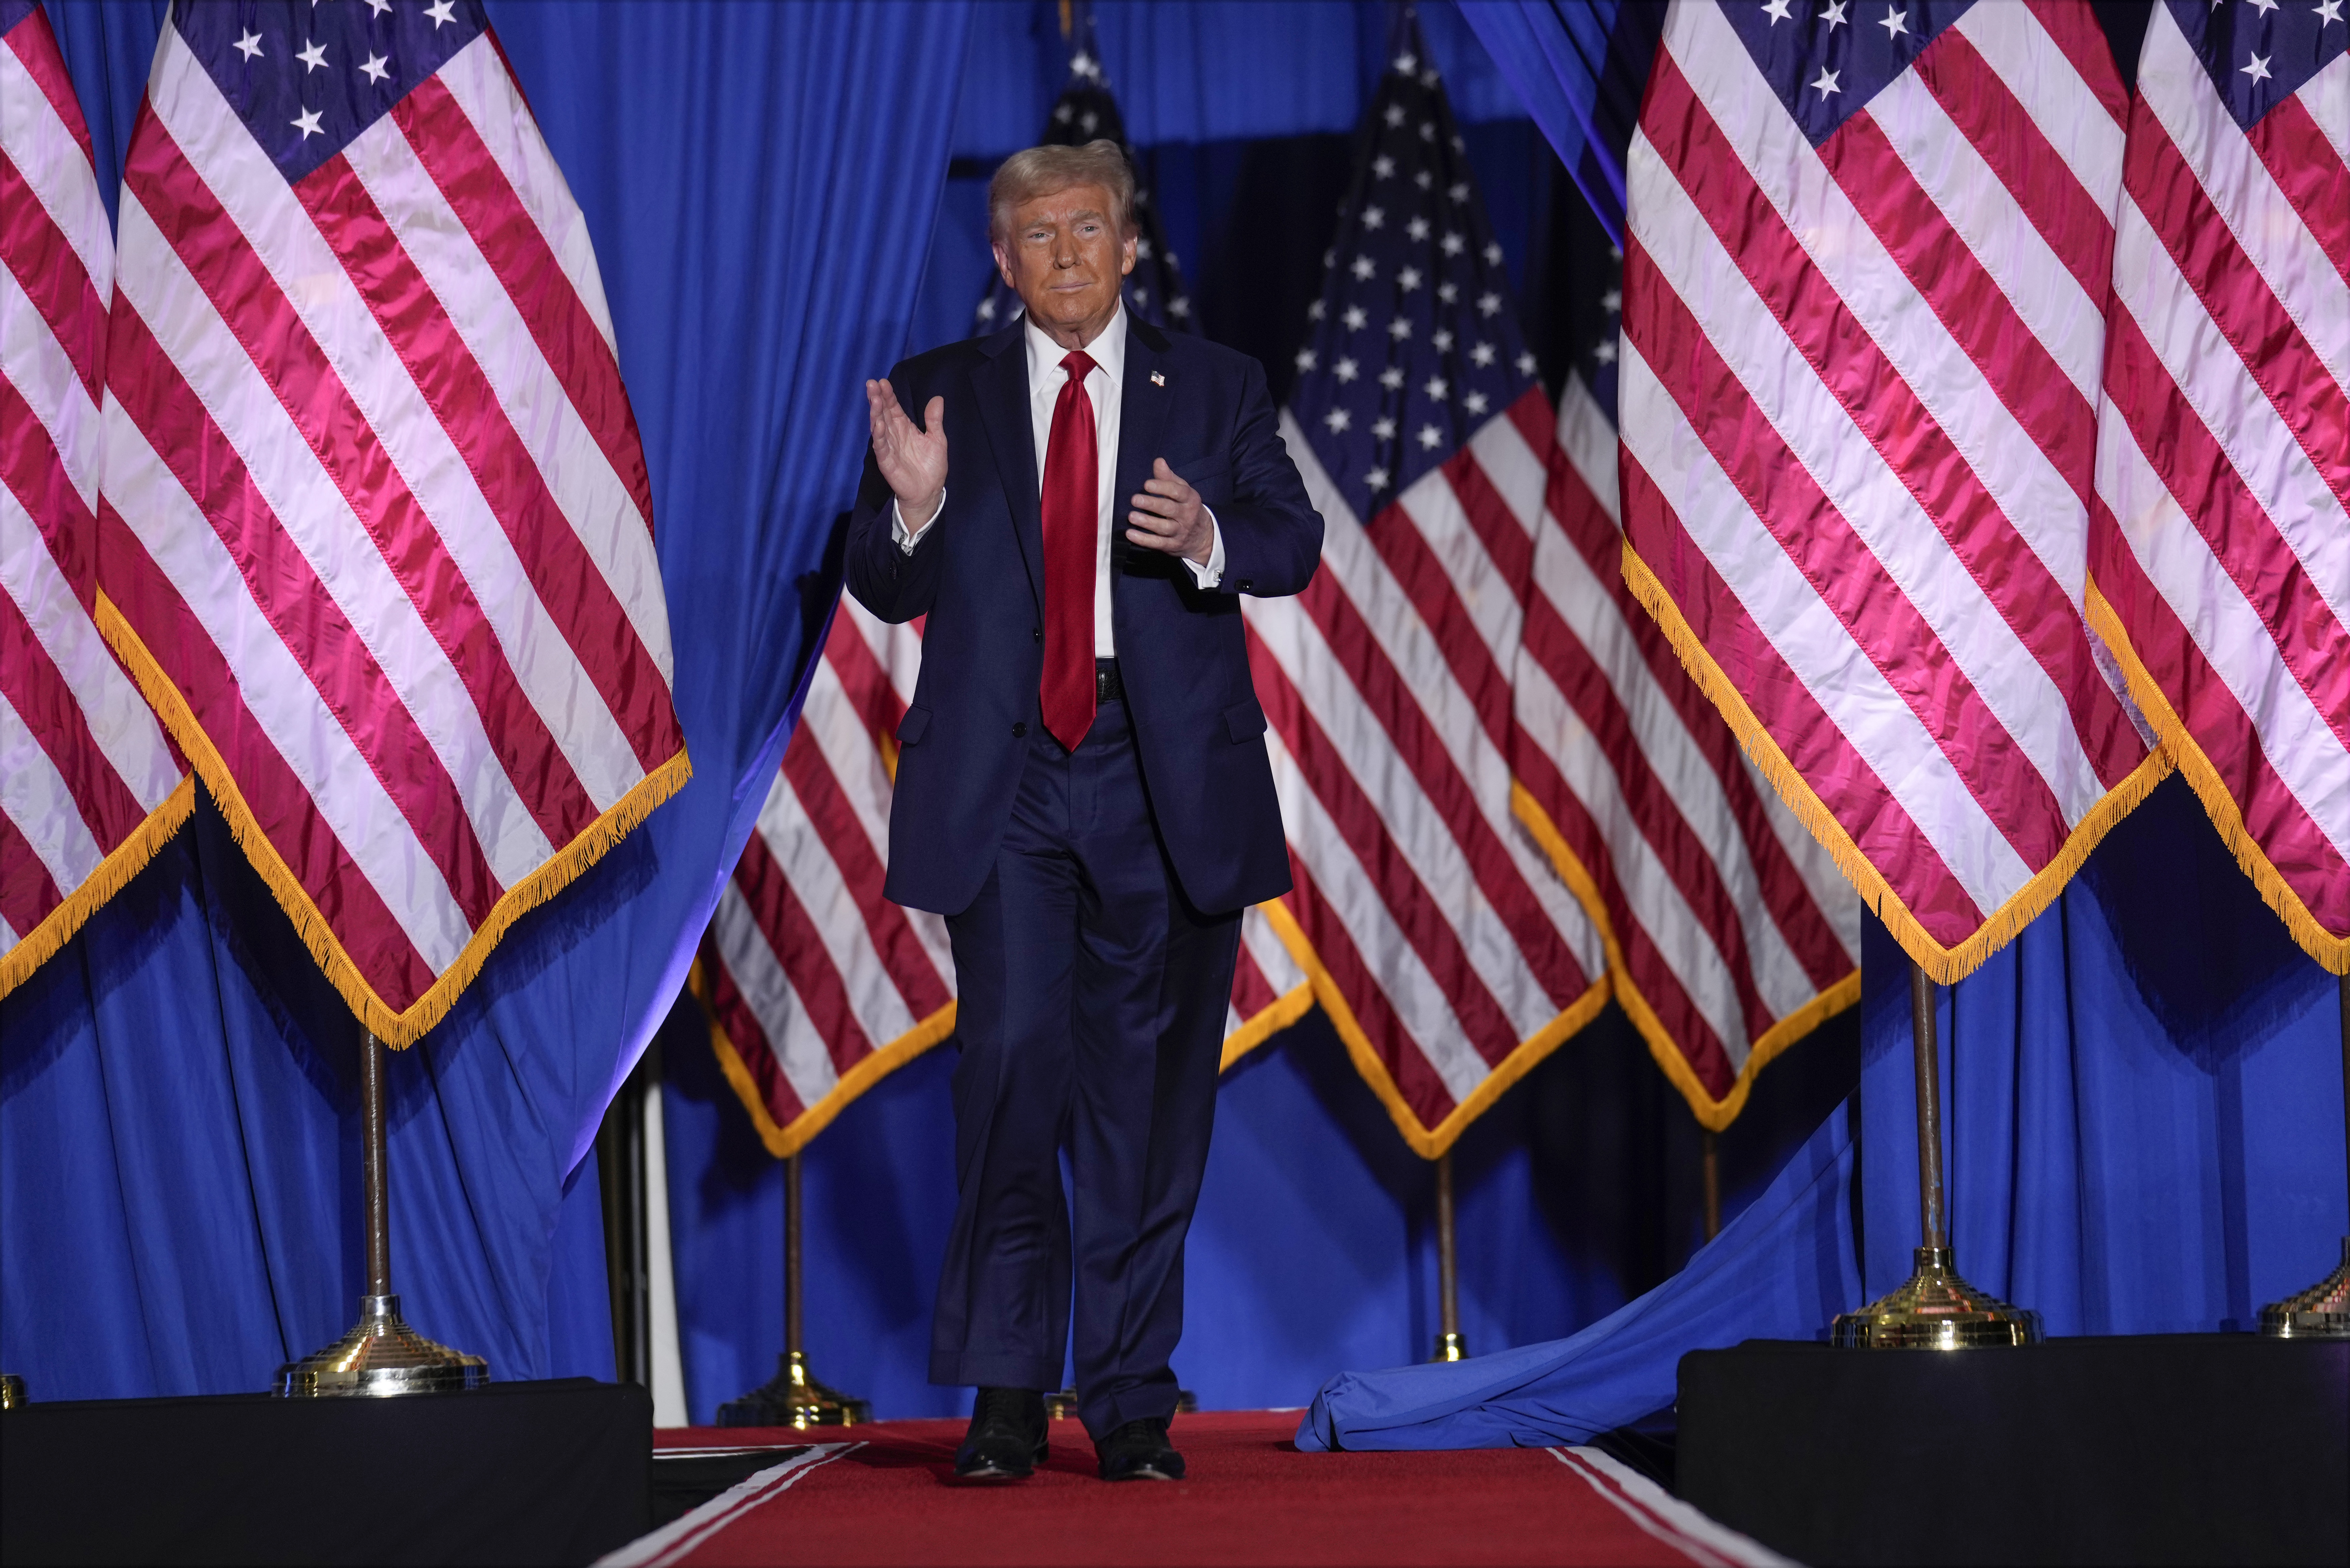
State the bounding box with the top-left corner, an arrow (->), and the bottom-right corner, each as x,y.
1238,579 -> 1254,593
1032,627 -> 1042,643
1011,722 -> 1028,738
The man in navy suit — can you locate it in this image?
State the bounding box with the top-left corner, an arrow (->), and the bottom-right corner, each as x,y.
849,140 -> 1320,1483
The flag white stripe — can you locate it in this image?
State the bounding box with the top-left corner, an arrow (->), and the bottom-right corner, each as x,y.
1669,1 -> 2100,611
1618,334 -> 2032,913
342,111 -> 676,690
0,489 -> 180,810
432,37 -> 621,360
1867,66 -> 2106,403
1951,0 -> 2125,209
1630,123 -> 2108,826
2096,407 -> 2350,861
797,657 -> 893,865
762,782 -> 919,1049
1555,374 -> 1620,522
2112,198 -> 2350,625
0,686 -> 103,891
101,401 -> 472,967
1467,414 -> 1550,545
839,595 -> 925,711
0,39 -> 111,300
149,35 -> 643,825
2139,13 -> 2349,394
2301,53 -> 2349,172
0,262 -> 98,514
1262,724 -> 1489,1104
115,191 -> 560,888
712,878 -> 838,1107
1243,904 -> 1306,994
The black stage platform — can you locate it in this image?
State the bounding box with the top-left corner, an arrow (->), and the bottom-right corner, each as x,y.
0,1378 -> 649,1566
1679,1335 -> 2348,1566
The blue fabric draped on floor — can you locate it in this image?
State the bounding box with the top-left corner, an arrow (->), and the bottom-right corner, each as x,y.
0,1 -> 971,1399
1300,775 -> 2348,1450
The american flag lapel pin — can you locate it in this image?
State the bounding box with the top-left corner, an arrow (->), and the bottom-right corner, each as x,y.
1151,371 -> 1165,387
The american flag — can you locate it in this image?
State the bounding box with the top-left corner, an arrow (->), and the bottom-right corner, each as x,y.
2088,0 -> 2348,973
698,598 -> 1309,1159
97,0 -> 687,1044
1,1 -> 190,995
1619,0 -> 2164,985
1515,256 -> 1861,1131
1244,30 -> 1611,1157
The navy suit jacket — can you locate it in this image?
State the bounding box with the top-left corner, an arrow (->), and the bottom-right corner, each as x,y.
846,317 -> 1322,918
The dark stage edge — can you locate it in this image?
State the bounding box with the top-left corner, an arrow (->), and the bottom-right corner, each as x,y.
0,1377 -> 649,1567
1678,1335 -> 2348,1567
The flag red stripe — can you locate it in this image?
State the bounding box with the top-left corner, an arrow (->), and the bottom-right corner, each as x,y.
2246,92 -> 2350,288
2125,119 -> 2350,512
1245,626 -> 1529,1059
2090,505 -> 2350,931
1447,417 -> 1536,590
1624,235 -> 2071,870
2020,0 -> 2131,127
1296,567 -> 1591,1013
108,300 -> 506,926
1282,857 -> 1460,1130
779,727 -> 951,1021
0,373 -> 94,609
1541,452 -> 1850,989
296,154 -> 674,803
1517,587 -> 1775,1044
391,77 -> 657,531
0,155 -> 105,406
1824,107 -> 2098,508
0,808 -> 64,938
1649,54 -> 2138,801
822,616 -> 909,747
2103,314 -> 2350,746
1230,943 -> 1277,1019
731,826 -> 874,1069
1507,727 -> 1736,1089
1356,490 -> 1514,755
708,955 -> 809,1125
1914,27 -> 2116,304
1620,455 -> 1989,945
0,588 -> 146,850
2,11 -> 95,171
97,500 -> 440,1003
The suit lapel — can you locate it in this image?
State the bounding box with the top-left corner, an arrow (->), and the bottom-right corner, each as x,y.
970,327 -> 1043,612
1115,318 -> 1171,574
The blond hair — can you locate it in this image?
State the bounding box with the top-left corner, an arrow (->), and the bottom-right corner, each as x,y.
988,140 -> 1137,242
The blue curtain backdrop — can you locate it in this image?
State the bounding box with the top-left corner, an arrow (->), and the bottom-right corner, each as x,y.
0,1 -> 973,1399
1300,774 -> 2348,1450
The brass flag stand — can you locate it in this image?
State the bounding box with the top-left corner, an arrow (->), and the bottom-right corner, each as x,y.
1430,1150 -> 1468,1362
718,1152 -> 869,1426
275,1030 -> 489,1396
2257,971 -> 2350,1337
1832,964 -> 2040,1349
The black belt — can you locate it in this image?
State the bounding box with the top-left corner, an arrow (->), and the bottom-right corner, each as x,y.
1095,659 -> 1123,704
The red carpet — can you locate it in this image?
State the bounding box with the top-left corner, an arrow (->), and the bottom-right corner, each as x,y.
617,1411 -> 1789,1566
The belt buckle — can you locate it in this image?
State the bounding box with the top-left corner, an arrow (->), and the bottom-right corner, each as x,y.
1095,662 -> 1118,703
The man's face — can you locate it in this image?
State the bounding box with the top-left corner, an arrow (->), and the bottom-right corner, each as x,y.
993,182 -> 1137,344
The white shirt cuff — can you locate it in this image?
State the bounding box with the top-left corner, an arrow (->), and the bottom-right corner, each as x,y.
892,490 -> 942,553
1183,510 -> 1226,588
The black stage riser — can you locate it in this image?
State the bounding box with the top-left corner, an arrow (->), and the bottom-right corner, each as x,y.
0,1379 -> 650,1567
1679,1336 -> 2348,1567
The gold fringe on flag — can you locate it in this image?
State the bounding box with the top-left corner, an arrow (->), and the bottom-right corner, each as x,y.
0,774 -> 196,1000
98,593 -> 693,1046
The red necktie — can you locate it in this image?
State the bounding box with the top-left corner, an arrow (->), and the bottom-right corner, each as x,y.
1039,350 -> 1099,751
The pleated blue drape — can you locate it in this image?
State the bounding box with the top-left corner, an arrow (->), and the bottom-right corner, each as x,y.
0,0 -> 974,1400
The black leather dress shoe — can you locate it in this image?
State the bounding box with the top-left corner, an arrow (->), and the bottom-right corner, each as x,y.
953,1387 -> 1049,1482
1095,1416 -> 1185,1481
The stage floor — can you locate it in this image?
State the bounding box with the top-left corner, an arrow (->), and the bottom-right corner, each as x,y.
613,1410 -> 1786,1567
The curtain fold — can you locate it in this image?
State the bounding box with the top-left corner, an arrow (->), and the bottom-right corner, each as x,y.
1299,776 -> 2348,1448
0,0 -> 973,1400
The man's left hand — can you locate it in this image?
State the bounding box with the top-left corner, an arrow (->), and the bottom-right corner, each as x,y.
1127,459 -> 1213,565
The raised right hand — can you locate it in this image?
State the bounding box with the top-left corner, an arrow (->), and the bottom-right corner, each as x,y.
866,380 -> 947,533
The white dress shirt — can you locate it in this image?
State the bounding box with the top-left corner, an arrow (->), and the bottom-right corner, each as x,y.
894,305 -> 1225,655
